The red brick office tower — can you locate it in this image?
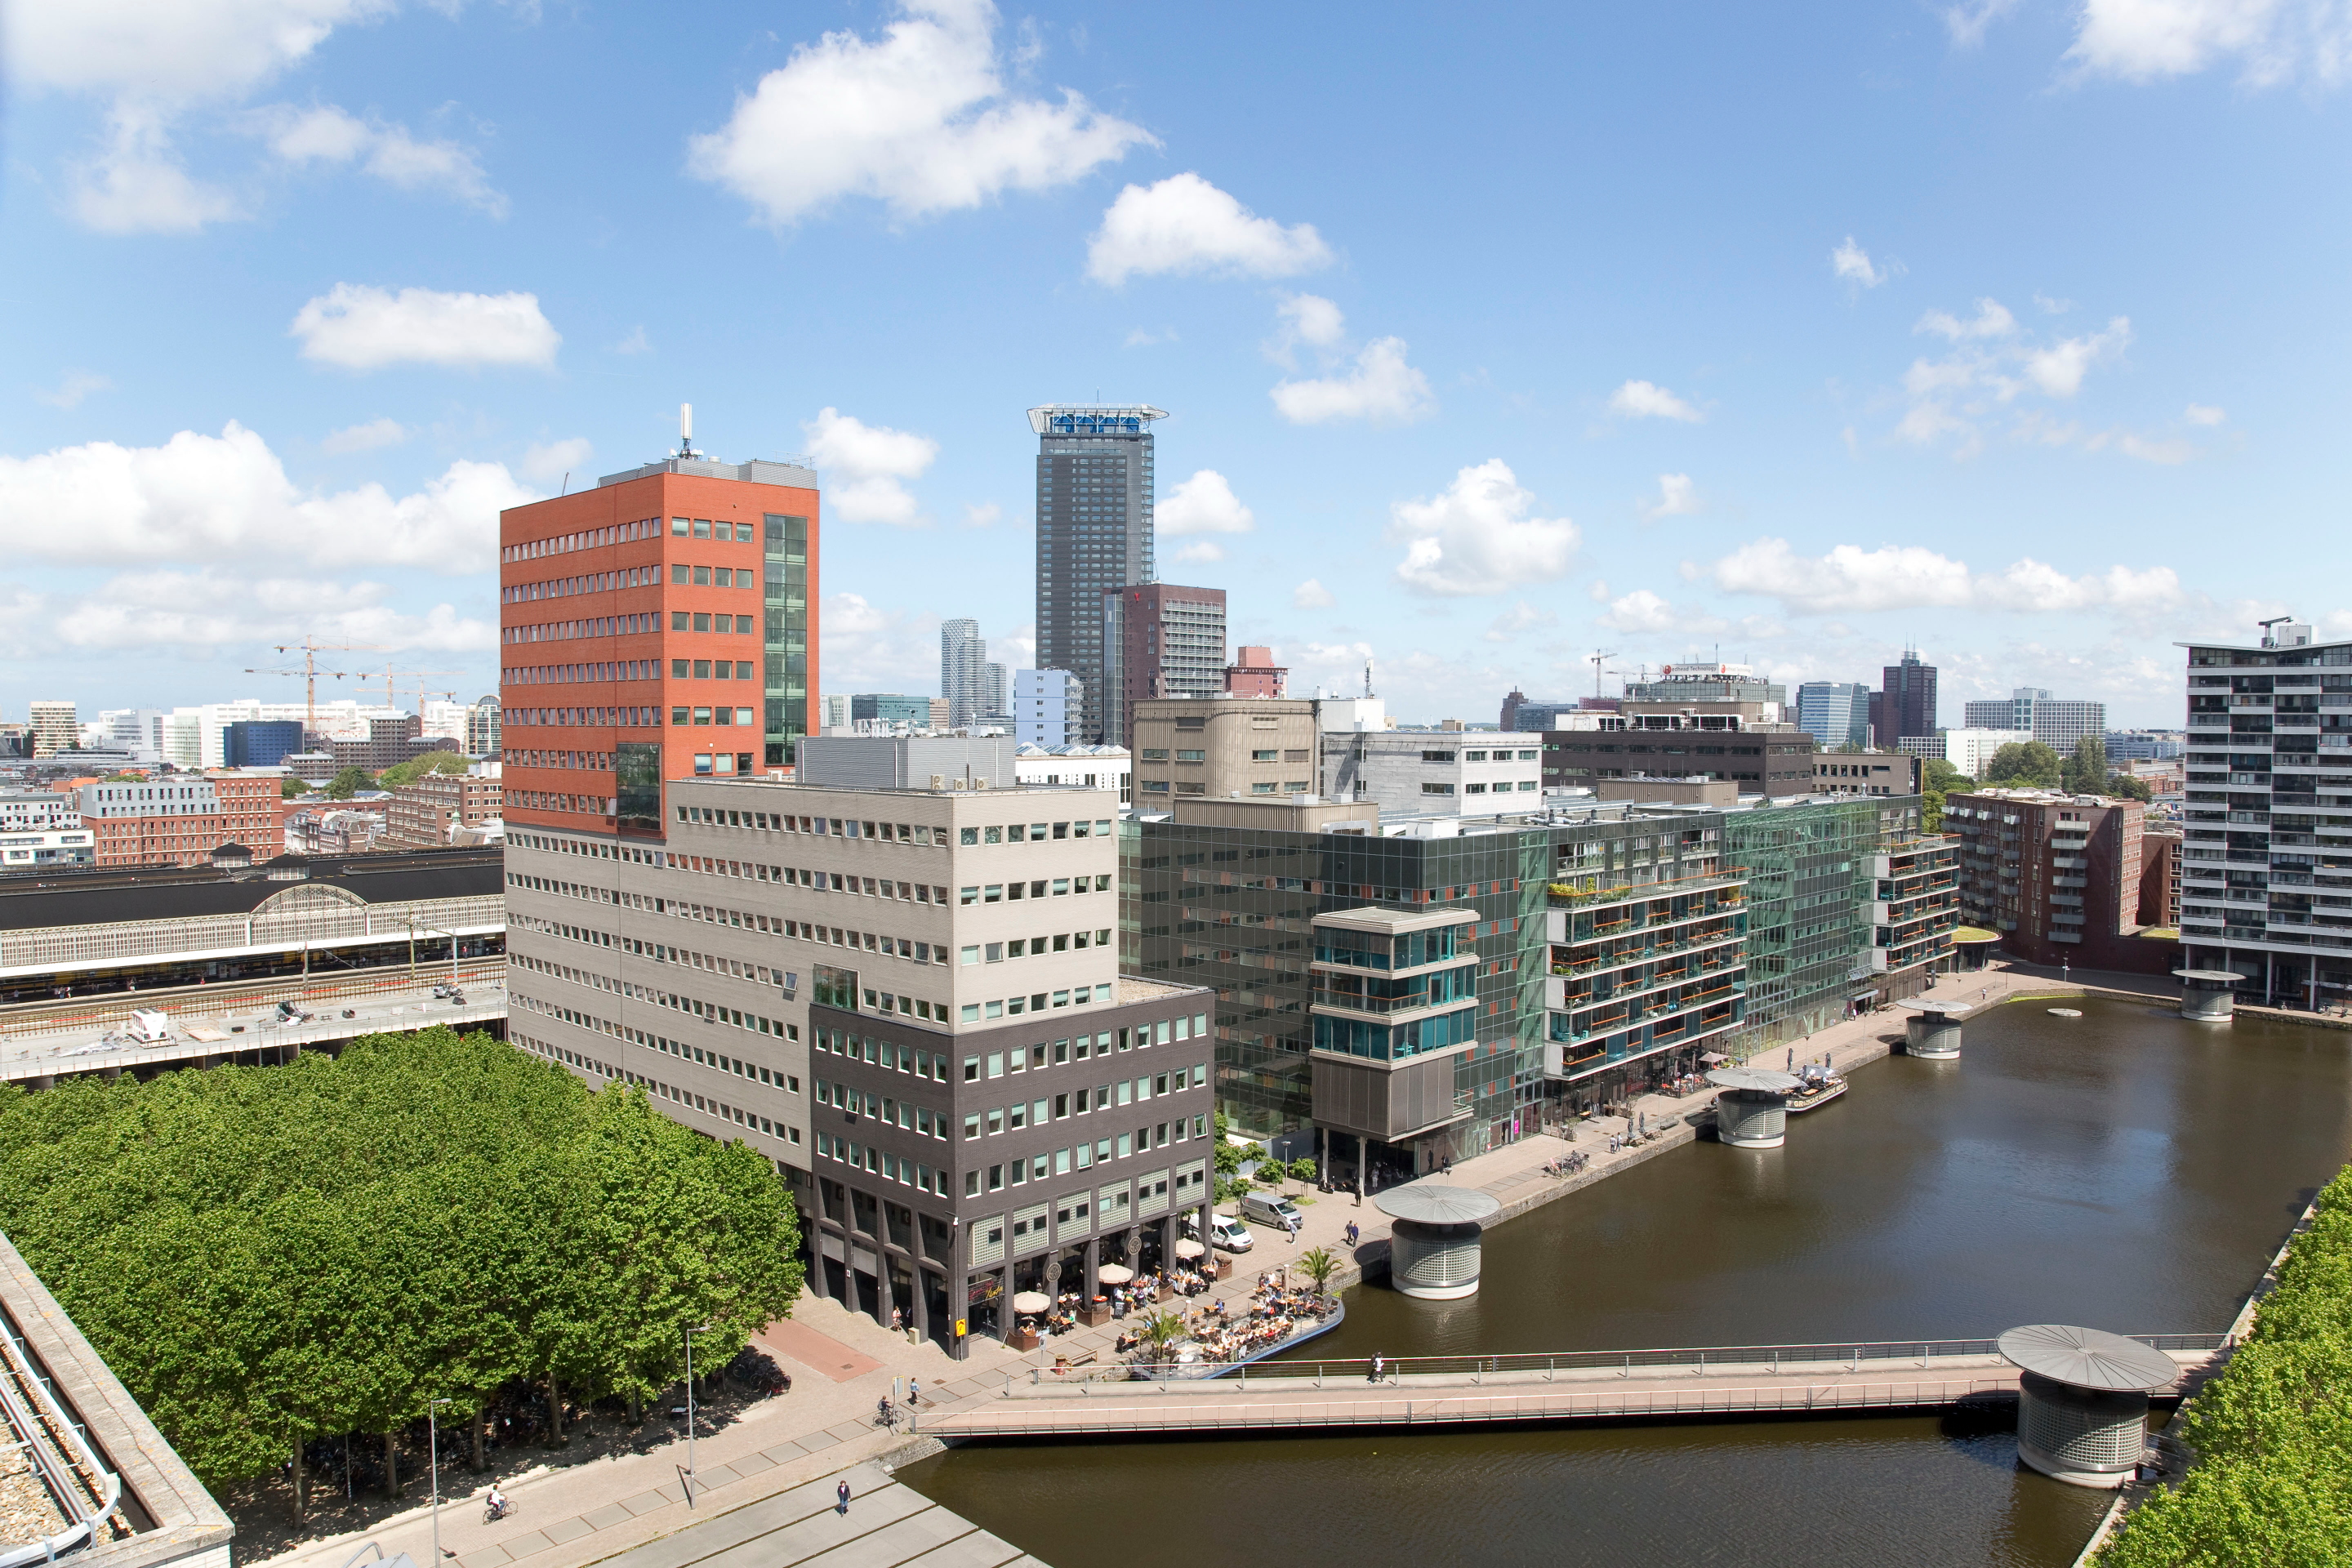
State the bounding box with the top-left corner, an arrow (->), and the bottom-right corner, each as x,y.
498,432 -> 818,837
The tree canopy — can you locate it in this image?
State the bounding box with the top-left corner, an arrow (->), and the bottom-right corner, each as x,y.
1985,741 -> 2065,787
2061,735 -> 2110,795
324,765 -> 373,800
2098,1163 -> 2352,1565
0,1027 -> 802,1490
377,751 -> 472,790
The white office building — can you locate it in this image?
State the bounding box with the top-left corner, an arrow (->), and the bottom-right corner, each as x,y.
1321,730 -> 1544,816
1944,728 -> 2034,778
1962,688 -> 2107,751
1014,670 -> 1083,748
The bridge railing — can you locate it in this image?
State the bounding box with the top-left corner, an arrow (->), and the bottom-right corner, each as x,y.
1031,1332 -> 2228,1387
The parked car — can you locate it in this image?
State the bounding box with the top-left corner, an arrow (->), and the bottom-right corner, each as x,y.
1210,1214 -> 1254,1253
1241,1192 -> 1304,1233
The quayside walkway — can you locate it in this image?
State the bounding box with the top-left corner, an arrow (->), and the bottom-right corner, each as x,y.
916,1334 -> 2226,1438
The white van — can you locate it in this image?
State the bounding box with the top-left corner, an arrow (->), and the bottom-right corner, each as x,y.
1241,1192 -> 1304,1234
1210,1214 -> 1254,1253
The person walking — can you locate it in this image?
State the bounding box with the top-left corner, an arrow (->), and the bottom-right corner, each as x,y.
909,1379 -> 921,1407
1370,1353 -> 1384,1383
836,1480 -> 851,1515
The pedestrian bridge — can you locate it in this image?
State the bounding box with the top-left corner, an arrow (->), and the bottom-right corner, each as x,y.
917,1334 -> 2228,1439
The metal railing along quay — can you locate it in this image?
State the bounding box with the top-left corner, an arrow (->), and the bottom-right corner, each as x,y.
992,1333 -> 2229,1390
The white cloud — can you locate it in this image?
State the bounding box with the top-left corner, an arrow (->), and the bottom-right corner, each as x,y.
1389,460 -> 1580,598
0,421 -> 532,575
35,372 -> 113,410
1123,326 -> 1178,347
1276,292 -> 1346,349
687,0 -> 1153,226
251,103 -> 506,216
1830,236 -> 1889,287
1271,338 -> 1436,425
962,501 -> 1002,528
612,326 -> 653,355
1293,578 -> 1336,610
1484,601 -> 1556,642
1917,298 -> 2020,341
1086,173 -> 1330,286
47,570 -> 496,654
2022,316 -> 2132,396
520,437 -> 594,483
802,407 -> 939,526
7,0 -> 389,101
319,416 -> 408,453
2068,0 -> 2352,86
1705,536 -> 2185,617
69,105 -> 242,234
1643,473 -> 1700,519
1156,470 -> 1254,538
1944,0 -> 2023,47
291,285 -> 561,371
1599,589 -> 1678,635
1893,297 -> 2141,456
1606,379 -> 1704,422
2184,403 -> 2228,425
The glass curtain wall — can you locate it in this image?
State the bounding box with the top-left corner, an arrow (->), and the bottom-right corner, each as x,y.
763,514 -> 810,767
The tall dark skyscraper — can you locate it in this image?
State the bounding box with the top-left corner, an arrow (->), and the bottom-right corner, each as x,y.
1031,404 -> 1165,742
1880,648 -> 1940,742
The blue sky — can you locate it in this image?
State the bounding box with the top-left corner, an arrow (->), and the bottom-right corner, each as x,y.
5,0 -> 2347,729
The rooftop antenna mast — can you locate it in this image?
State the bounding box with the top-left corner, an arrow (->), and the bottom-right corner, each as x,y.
677,402 -> 696,460
1363,657 -> 1374,698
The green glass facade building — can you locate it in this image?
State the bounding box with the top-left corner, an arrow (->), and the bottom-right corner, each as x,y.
1124,792 -> 1944,1169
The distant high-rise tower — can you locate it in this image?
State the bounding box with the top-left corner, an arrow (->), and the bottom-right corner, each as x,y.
1880,649 -> 1940,743
1795,681 -> 1871,749
1031,404 -> 1167,742
941,618 -> 987,727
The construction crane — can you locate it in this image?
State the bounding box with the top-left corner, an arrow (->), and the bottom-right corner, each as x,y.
1588,649 -> 1617,700
243,638 -> 383,737
363,663 -> 465,714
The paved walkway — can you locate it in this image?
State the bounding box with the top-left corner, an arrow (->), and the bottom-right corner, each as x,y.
581,1462 -> 1041,1568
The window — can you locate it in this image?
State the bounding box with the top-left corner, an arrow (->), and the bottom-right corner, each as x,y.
671,612 -> 689,630
1140,748 -> 1169,761
693,612 -> 711,631
1251,782 -> 1277,795
1250,749 -> 1278,762
1464,751 -> 1488,761
1422,782 -> 1455,795
1175,749 -> 1205,762
670,564 -> 689,584
1422,751 -> 1456,763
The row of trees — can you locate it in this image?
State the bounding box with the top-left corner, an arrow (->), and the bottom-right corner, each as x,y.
282,751 -> 478,800
0,1027 -> 802,1513
1920,737 -> 2152,831
2099,1163 -> 2352,1563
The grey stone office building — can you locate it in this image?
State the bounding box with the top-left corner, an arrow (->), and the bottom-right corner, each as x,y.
1031,405 -> 1165,742
506,774 -> 1214,1356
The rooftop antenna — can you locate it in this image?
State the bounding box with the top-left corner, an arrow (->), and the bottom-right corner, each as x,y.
1364,657 -> 1374,698
678,402 -> 696,459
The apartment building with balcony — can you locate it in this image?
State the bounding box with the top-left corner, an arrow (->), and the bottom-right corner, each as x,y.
1308,906 -> 1485,1167
1540,868 -> 1748,1096
1869,836 -> 1959,986
2177,622 -> 2352,1008
1944,788 -> 2173,972
506,775 -> 1213,1355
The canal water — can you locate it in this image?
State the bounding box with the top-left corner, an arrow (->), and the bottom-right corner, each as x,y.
900,997 -> 2352,1567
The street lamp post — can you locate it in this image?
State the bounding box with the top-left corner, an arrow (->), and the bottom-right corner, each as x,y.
429,1397 -> 452,1563
684,1323 -> 714,1506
